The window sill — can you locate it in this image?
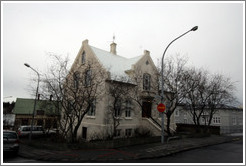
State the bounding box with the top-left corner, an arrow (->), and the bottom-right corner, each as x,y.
86,116 -> 96,119
125,117 -> 132,120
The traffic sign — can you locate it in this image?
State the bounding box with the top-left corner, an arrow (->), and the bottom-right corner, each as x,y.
157,103 -> 166,113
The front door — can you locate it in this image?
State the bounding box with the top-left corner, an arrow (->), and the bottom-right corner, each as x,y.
82,127 -> 87,139
142,102 -> 152,118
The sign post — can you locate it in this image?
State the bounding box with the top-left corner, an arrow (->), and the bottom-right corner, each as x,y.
157,103 -> 166,144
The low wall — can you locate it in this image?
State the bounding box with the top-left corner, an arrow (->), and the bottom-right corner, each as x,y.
176,123 -> 220,135
81,136 -> 161,149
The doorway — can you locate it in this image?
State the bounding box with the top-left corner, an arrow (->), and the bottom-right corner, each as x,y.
142,102 -> 152,118
82,127 -> 87,139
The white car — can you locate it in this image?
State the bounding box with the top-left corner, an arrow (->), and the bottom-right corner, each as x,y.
17,125 -> 45,137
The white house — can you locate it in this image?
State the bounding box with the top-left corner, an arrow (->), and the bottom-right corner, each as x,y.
65,39 -> 176,140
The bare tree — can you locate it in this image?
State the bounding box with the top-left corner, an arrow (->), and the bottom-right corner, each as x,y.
206,74 -> 236,126
106,77 -> 136,137
39,54 -> 104,142
182,67 -> 211,126
158,55 -> 189,135
182,68 -> 236,130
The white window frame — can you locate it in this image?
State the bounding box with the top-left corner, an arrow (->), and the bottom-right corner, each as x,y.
87,99 -> 96,116
81,51 -> 86,64
115,129 -> 121,137
125,100 -> 131,118
213,116 -> 221,124
232,117 -> 237,125
73,72 -> 80,89
85,69 -> 91,86
143,73 -> 151,91
174,110 -> 179,117
125,128 -> 132,137
115,99 -> 121,117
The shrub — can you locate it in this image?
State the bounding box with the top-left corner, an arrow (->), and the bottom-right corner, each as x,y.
134,127 -> 153,137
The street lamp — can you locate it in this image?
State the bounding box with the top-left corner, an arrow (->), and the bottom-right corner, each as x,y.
24,63 -> 40,141
160,26 -> 198,144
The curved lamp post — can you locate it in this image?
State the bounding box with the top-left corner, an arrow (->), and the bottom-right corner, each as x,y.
24,63 -> 40,141
160,26 -> 198,144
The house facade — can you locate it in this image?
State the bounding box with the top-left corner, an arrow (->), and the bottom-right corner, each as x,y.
66,39 -> 176,140
174,105 -> 243,134
13,98 -> 60,130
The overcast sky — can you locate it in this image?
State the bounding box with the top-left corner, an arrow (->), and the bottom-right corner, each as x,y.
1,1 -> 244,105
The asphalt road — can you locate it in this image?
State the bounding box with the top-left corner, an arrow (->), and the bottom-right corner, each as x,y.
3,152 -> 44,163
2,140 -> 243,163
121,140 -> 243,163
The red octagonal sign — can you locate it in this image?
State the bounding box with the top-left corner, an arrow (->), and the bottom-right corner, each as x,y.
157,103 -> 166,113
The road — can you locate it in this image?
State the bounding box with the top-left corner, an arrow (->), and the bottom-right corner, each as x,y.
122,140 -> 243,163
3,152 -> 43,163
2,140 -> 243,163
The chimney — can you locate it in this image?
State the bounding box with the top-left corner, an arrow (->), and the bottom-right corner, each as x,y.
82,39 -> 89,45
110,42 -> 117,55
144,50 -> 150,56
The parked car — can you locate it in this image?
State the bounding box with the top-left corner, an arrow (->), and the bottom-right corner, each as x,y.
45,128 -> 59,135
3,130 -> 20,155
17,125 -> 45,137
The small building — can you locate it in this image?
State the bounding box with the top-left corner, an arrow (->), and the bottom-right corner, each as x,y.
174,105 -> 243,134
13,98 -> 60,130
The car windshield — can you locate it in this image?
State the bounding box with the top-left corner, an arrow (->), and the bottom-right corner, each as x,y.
3,132 -> 17,139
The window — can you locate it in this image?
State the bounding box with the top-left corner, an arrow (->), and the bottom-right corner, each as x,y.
213,116 -> 221,124
115,99 -> 121,117
22,119 -> 28,125
202,116 -> 209,124
81,51 -> 86,64
125,129 -> 132,137
37,110 -> 44,115
85,69 -> 91,86
174,110 -> 179,117
143,73 -> 151,91
114,129 -> 121,137
232,117 -> 237,125
87,99 -> 96,116
73,72 -> 80,89
125,100 -> 131,117
66,100 -> 73,114
37,119 -> 43,126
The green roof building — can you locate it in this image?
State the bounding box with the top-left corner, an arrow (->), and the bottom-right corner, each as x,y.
13,98 -> 60,130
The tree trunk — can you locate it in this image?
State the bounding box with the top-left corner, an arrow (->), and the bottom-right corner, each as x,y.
166,111 -> 172,136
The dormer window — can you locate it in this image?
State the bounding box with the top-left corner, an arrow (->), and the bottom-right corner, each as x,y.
143,73 -> 151,91
81,51 -> 86,64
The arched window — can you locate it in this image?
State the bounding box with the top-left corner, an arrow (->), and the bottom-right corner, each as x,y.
143,73 -> 151,91
81,51 -> 86,64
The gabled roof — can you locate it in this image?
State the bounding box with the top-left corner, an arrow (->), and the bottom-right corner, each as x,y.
90,45 -> 144,81
13,98 -> 60,115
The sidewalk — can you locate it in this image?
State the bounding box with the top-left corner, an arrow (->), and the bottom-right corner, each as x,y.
18,135 -> 242,163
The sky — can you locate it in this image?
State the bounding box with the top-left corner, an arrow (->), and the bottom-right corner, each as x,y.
1,1 -> 244,105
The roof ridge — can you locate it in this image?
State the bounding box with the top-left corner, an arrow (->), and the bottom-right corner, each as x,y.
89,45 -> 137,60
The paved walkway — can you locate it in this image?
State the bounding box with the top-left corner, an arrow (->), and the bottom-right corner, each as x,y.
18,135 -> 242,163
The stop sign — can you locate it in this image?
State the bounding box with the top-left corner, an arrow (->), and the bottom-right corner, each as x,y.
157,103 -> 166,113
